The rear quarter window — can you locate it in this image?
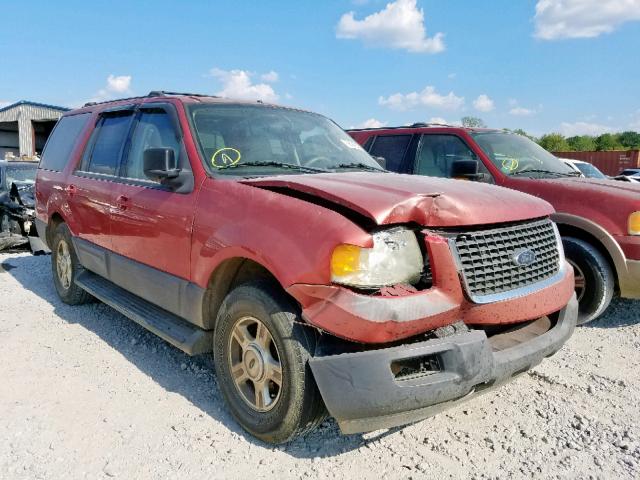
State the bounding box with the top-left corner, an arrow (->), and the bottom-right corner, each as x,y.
368,135 -> 412,172
39,113 -> 91,172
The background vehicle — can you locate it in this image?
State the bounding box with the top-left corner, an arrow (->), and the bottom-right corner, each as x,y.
0,159 -> 46,252
349,125 -> 640,324
36,93 -> 576,443
562,159 -> 607,179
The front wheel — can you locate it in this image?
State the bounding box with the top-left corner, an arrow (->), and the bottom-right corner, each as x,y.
213,281 -> 326,444
563,237 -> 614,325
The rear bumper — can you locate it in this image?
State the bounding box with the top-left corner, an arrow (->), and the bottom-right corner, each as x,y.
309,294 -> 577,434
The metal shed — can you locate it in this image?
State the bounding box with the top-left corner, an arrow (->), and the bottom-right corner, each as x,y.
0,100 -> 69,159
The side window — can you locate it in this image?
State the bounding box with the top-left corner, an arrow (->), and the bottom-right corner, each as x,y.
416,135 -> 490,179
81,112 -> 133,175
368,135 -> 412,172
39,113 -> 90,171
123,109 -> 180,181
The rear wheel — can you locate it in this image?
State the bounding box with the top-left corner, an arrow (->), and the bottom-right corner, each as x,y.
563,237 -> 614,325
51,223 -> 93,305
213,281 -> 326,444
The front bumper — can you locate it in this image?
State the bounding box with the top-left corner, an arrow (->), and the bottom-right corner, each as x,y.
309,294 -> 577,434
619,258 -> 640,299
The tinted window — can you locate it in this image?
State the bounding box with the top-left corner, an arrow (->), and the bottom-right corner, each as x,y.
39,114 -> 90,171
83,113 -> 133,175
124,110 -> 179,181
416,135 -> 483,178
368,135 -> 411,172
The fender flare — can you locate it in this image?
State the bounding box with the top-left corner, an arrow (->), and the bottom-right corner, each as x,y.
552,212 -> 626,284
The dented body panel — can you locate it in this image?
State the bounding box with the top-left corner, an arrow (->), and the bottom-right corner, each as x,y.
241,172 -> 554,227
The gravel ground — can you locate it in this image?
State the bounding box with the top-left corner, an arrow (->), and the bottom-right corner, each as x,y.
1,251 -> 639,479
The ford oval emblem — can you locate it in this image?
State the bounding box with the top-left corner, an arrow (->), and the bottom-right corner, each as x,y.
512,249 -> 537,266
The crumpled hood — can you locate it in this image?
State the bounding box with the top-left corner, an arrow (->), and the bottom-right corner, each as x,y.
241,172 -> 553,227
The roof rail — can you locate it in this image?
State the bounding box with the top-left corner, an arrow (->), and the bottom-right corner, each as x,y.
347,123 -> 458,132
83,91 -> 219,108
147,90 -> 218,98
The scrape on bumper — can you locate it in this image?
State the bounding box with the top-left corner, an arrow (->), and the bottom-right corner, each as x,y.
309,294 -> 578,434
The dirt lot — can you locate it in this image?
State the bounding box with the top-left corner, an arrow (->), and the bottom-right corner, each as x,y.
1,252 -> 639,479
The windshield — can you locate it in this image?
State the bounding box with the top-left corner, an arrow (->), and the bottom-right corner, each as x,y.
4,165 -> 37,186
471,132 -> 576,178
575,162 -> 607,179
187,104 -> 383,175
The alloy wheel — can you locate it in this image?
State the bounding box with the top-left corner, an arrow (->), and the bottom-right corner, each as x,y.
228,316 -> 283,412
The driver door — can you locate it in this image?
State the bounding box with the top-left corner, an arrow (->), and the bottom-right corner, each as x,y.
110,103 -> 196,280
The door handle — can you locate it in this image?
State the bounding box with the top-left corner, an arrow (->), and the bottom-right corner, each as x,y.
116,195 -> 129,211
64,184 -> 77,196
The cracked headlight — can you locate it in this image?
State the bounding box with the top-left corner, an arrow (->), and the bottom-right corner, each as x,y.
331,227 -> 423,287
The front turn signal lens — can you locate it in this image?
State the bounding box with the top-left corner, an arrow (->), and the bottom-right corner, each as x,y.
331,244 -> 361,277
629,212 -> 640,235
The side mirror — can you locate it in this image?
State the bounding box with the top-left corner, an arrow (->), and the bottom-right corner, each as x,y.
143,148 -> 180,180
373,156 -> 386,169
451,159 -> 479,179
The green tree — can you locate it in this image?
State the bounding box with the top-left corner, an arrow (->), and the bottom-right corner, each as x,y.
566,135 -> 597,151
595,133 -> 621,151
512,128 -> 536,141
618,131 -> 640,149
461,116 -> 486,128
538,133 -> 570,152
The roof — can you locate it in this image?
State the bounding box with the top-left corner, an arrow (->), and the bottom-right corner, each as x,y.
0,100 -> 69,114
0,160 -> 39,167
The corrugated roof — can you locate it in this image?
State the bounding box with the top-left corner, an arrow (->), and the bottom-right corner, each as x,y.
0,100 -> 70,114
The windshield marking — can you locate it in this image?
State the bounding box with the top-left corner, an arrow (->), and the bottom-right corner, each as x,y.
212,147 -> 241,168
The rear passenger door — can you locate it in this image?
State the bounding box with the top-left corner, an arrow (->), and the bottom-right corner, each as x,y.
68,108 -> 135,250
110,103 -> 195,280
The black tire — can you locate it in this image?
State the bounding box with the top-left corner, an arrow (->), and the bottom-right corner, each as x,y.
50,223 -> 93,305
563,237 -> 615,325
213,280 -> 326,444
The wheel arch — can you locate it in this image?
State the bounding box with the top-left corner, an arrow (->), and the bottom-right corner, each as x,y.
46,212 -> 65,249
201,257 -> 284,330
552,212 -> 623,290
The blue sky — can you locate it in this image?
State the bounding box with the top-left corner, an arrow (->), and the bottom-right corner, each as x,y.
1,0 -> 639,136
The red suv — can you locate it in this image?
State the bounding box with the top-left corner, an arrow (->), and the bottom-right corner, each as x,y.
349,125 -> 640,324
36,93 -> 577,443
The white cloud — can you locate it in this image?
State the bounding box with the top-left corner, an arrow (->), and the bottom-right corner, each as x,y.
260,70 -> 279,83
560,121 -> 614,136
473,94 -> 494,112
509,106 -> 536,116
378,86 -> 464,111
534,0 -> 640,40
209,68 -> 279,102
88,74 -> 132,103
336,0 -> 445,54
356,118 -> 387,128
428,117 -> 449,124
0,100 -> 11,108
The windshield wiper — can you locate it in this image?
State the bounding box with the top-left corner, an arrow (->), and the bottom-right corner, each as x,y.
215,161 -> 329,173
332,163 -> 385,172
511,169 -> 581,178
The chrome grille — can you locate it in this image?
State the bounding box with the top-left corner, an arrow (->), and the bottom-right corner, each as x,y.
453,219 -> 560,300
